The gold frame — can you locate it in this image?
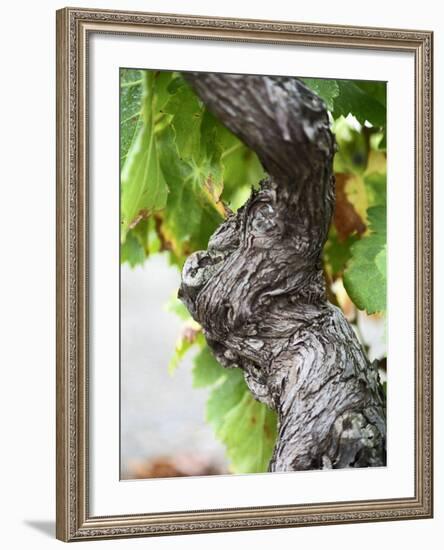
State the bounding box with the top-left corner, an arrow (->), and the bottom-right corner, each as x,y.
56,7 -> 433,542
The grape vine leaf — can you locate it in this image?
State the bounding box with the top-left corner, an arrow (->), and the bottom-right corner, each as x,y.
168,337 -> 195,375
120,232 -> 145,268
218,390 -> 278,474
121,72 -> 170,240
120,70 -> 265,262
120,217 -> 162,267
375,245 -> 387,278
333,116 -> 369,175
301,78 -> 386,130
354,81 -> 387,108
162,78 -> 205,160
192,346 -> 225,388
120,69 -> 143,162
206,369 -> 246,431
217,124 -> 265,210
121,121 -> 169,239
333,80 -> 386,128
206,369 -> 277,473
120,71 -> 226,255
168,327 -> 202,375
156,124 -> 225,260
301,78 -> 339,111
343,205 -> 387,314
165,294 -> 192,321
324,228 -> 359,278
364,171 -> 387,208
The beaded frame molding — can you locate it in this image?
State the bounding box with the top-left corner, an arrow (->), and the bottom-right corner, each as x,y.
56,7 -> 433,542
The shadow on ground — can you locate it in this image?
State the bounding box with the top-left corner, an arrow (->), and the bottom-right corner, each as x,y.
24,520 -> 55,538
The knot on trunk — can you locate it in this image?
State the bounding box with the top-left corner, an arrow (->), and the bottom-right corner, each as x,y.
179,73 -> 386,471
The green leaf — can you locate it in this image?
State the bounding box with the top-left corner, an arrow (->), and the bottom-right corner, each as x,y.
146,217 -> 162,255
343,205 -> 387,314
206,368 -> 246,431
120,69 -> 143,162
168,336 -> 195,375
333,80 -> 386,128
120,232 -> 145,268
301,78 -> 339,111
151,79 -> 228,262
152,71 -> 176,114
167,75 -> 186,95
164,293 -> 192,321
324,228 -> 359,277
364,172 -> 386,208
121,72 -> 169,240
120,69 -> 265,261
375,245 -> 387,278
121,122 -> 168,238
162,78 -> 205,160
354,81 -> 387,108
192,346 -> 225,388
120,217 -> 163,266
156,124 -> 224,260
206,369 -> 277,473
219,392 -> 277,473
332,116 -> 369,175
301,79 -> 386,128
168,328 -> 203,375
218,125 -> 265,210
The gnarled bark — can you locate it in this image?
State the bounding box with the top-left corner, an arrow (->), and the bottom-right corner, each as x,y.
179,73 -> 386,471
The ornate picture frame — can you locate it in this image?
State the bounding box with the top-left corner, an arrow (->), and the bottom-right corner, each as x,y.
56,7 -> 433,541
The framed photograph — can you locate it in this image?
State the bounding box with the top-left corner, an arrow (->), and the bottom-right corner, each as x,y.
56,7 -> 433,542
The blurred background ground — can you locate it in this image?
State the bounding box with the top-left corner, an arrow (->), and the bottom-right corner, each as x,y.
120,254 -> 229,479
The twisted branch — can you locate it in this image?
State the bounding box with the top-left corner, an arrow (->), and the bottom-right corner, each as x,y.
179,73 -> 386,471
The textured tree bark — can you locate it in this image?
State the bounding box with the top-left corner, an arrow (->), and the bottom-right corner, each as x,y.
179,73 -> 386,471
